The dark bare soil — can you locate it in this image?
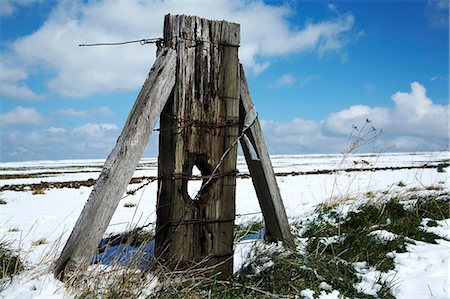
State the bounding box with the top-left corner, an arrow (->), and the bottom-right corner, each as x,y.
0,162 -> 447,192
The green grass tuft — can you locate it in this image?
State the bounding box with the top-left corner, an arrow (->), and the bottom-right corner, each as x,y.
31,238 -> 47,246
32,188 -> 46,195
0,242 -> 24,281
397,181 -> 406,187
304,193 -> 449,273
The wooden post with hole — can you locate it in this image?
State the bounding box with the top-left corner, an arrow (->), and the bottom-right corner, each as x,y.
54,14 -> 292,281
155,15 -> 240,278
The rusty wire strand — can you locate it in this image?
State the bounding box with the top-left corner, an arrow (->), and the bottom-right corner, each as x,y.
79,38 -> 162,47
78,36 -> 240,48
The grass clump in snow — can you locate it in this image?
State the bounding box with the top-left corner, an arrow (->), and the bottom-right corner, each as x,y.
0,242 -> 24,281
397,181 -> 406,187
32,188 -> 45,195
304,192 -> 449,274
123,202 -> 136,208
75,269 -> 155,299
436,163 -> 446,172
31,238 -> 47,246
0,199 -> 6,205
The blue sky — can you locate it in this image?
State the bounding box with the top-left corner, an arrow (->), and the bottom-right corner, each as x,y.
0,0 -> 448,162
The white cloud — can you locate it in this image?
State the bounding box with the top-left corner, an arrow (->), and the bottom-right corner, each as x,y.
1,82 -> 447,161
0,82 -> 43,101
271,73 -> 319,88
53,106 -> 114,118
0,62 -> 27,81
44,126 -> 66,134
95,106 -> 114,117
7,0 -> 356,98
0,1 -> 14,16
0,0 -> 44,16
73,123 -> 118,141
0,106 -> 43,127
251,62 -> 271,76
425,0 -> 449,28
53,108 -> 87,118
272,74 -> 295,87
1,122 -> 121,161
328,4 -> 338,12
299,73 -> 320,88
0,59 -> 44,101
262,82 -> 449,154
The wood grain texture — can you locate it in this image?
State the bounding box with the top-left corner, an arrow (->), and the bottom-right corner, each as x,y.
54,48 -> 177,279
239,64 -> 294,246
156,15 -> 240,277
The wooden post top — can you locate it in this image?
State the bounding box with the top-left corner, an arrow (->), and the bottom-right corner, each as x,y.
163,14 -> 240,48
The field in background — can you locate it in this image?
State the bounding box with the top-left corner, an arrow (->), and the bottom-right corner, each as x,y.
0,151 -> 448,298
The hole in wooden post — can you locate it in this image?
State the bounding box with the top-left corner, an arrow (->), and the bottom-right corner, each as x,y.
187,165 -> 202,200
182,155 -> 214,202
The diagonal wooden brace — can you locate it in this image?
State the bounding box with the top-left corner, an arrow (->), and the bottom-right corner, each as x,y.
239,64 -> 294,247
54,48 -> 177,279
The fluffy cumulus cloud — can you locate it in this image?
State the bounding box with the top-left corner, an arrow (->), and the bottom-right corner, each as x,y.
0,59 -> 43,101
1,82 -> 447,161
271,74 -> 295,87
0,106 -> 43,127
262,82 -> 449,154
0,0 -> 44,16
53,106 -> 114,118
3,0 -> 356,99
1,122 -> 121,161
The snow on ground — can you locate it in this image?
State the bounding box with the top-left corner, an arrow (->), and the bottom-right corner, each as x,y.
389,219 -> 450,299
392,239 -> 450,299
0,151 -> 449,298
1,264 -> 73,299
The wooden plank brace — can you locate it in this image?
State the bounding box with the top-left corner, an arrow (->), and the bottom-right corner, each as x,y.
239,64 -> 294,246
54,48 -> 177,279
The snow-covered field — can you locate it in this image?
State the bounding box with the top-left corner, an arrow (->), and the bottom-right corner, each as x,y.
0,151 -> 448,298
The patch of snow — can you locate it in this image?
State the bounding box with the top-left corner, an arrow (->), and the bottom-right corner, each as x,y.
386,252 -> 396,259
369,230 -> 398,243
300,289 -> 315,299
392,239 -> 450,299
421,218 -> 450,239
318,289 -> 344,299
1,265 -> 73,298
319,281 -> 333,291
353,262 -> 384,296
233,240 -> 284,273
233,240 -> 258,273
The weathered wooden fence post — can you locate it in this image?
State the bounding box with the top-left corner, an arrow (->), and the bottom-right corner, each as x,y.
155,15 -> 240,277
54,14 -> 292,282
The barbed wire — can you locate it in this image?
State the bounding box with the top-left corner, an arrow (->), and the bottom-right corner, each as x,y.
78,36 -> 240,48
153,117 -> 240,133
79,38 -> 162,47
